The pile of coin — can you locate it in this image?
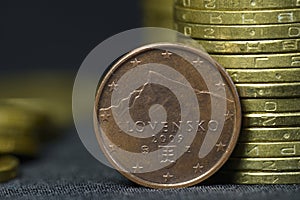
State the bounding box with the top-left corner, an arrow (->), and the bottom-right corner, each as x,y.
141,0 -> 173,29
0,71 -> 73,182
0,98 -> 73,183
0,156 -> 19,183
0,101 -> 42,182
173,0 -> 300,184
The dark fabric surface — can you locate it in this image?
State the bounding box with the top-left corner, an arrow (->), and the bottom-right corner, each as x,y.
0,129 -> 299,200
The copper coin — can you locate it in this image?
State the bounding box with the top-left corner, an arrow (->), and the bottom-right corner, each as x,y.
94,43 -> 241,188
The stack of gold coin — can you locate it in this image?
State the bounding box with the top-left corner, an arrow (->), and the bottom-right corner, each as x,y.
0,98 -> 72,182
0,101 -> 49,157
141,0 -> 173,29
0,156 -> 19,183
0,101 -> 45,182
173,0 -> 300,184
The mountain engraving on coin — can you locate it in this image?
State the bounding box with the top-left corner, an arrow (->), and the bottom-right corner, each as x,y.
94,43 -> 241,188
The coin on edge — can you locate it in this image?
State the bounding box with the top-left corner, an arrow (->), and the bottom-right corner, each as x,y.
243,112 -> 300,127
232,141 -> 300,158
175,22 -> 300,40
94,43 -> 241,188
175,0 -> 300,10
241,98 -> 300,113
224,157 -> 300,172
0,156 -> 19,182
238,127 -> 300,142
175,6 -> 300,25
197,39 -> 300,54
0,136 -> 39,157
236,83 -> 300,98
218,171 -> 300,184
211,53 -> 300,69
227,68 -> 300,83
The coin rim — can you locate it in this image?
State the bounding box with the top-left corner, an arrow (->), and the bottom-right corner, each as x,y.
218,171 -> 300,184
175,6 -> 300,25
211,52 -> 300,69
196,39 -> 300,54
0,155 -> 19,182
175,0 -> 300,10
175,22 -> 300,40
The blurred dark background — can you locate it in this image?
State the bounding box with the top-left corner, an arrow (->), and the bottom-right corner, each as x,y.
0,0 -> 141,74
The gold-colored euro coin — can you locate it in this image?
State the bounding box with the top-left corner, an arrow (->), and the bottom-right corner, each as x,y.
0,70 -> 73,129
226,68 -> 300,83
0,104 -> 42,130
232,141 -> 300,157
243,112 -> 300,127
211,53 -> 300,69
236,83 -> 300,98
0,136 -> 39,157
4,98 -> 71,131
0,101 -> 51,140
175,22 -> 300,40
218,171 -> 300,184
0,126 -> 38,138
175,6 -> 300,25
0,156 -> 19,182
175,0 -> 300,10
224,157 -> 300,171
197,39 -> 300,54
239,127 -> 300,142
241,98 -> 300,113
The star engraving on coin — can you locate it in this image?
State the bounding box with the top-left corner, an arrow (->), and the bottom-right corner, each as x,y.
161,50 -> 172,59
224,111 -> 234,121
108,144 -> 119,153
163,172 -> 174,182
192,57 -> 204,66
216,141 -> 227,152
100,110 -> 111,122
130,58 -> 141,66
132,163 -> 143,173
215,81 -> 226,90
193,163 -> 204,173
108,81 -> 119,92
